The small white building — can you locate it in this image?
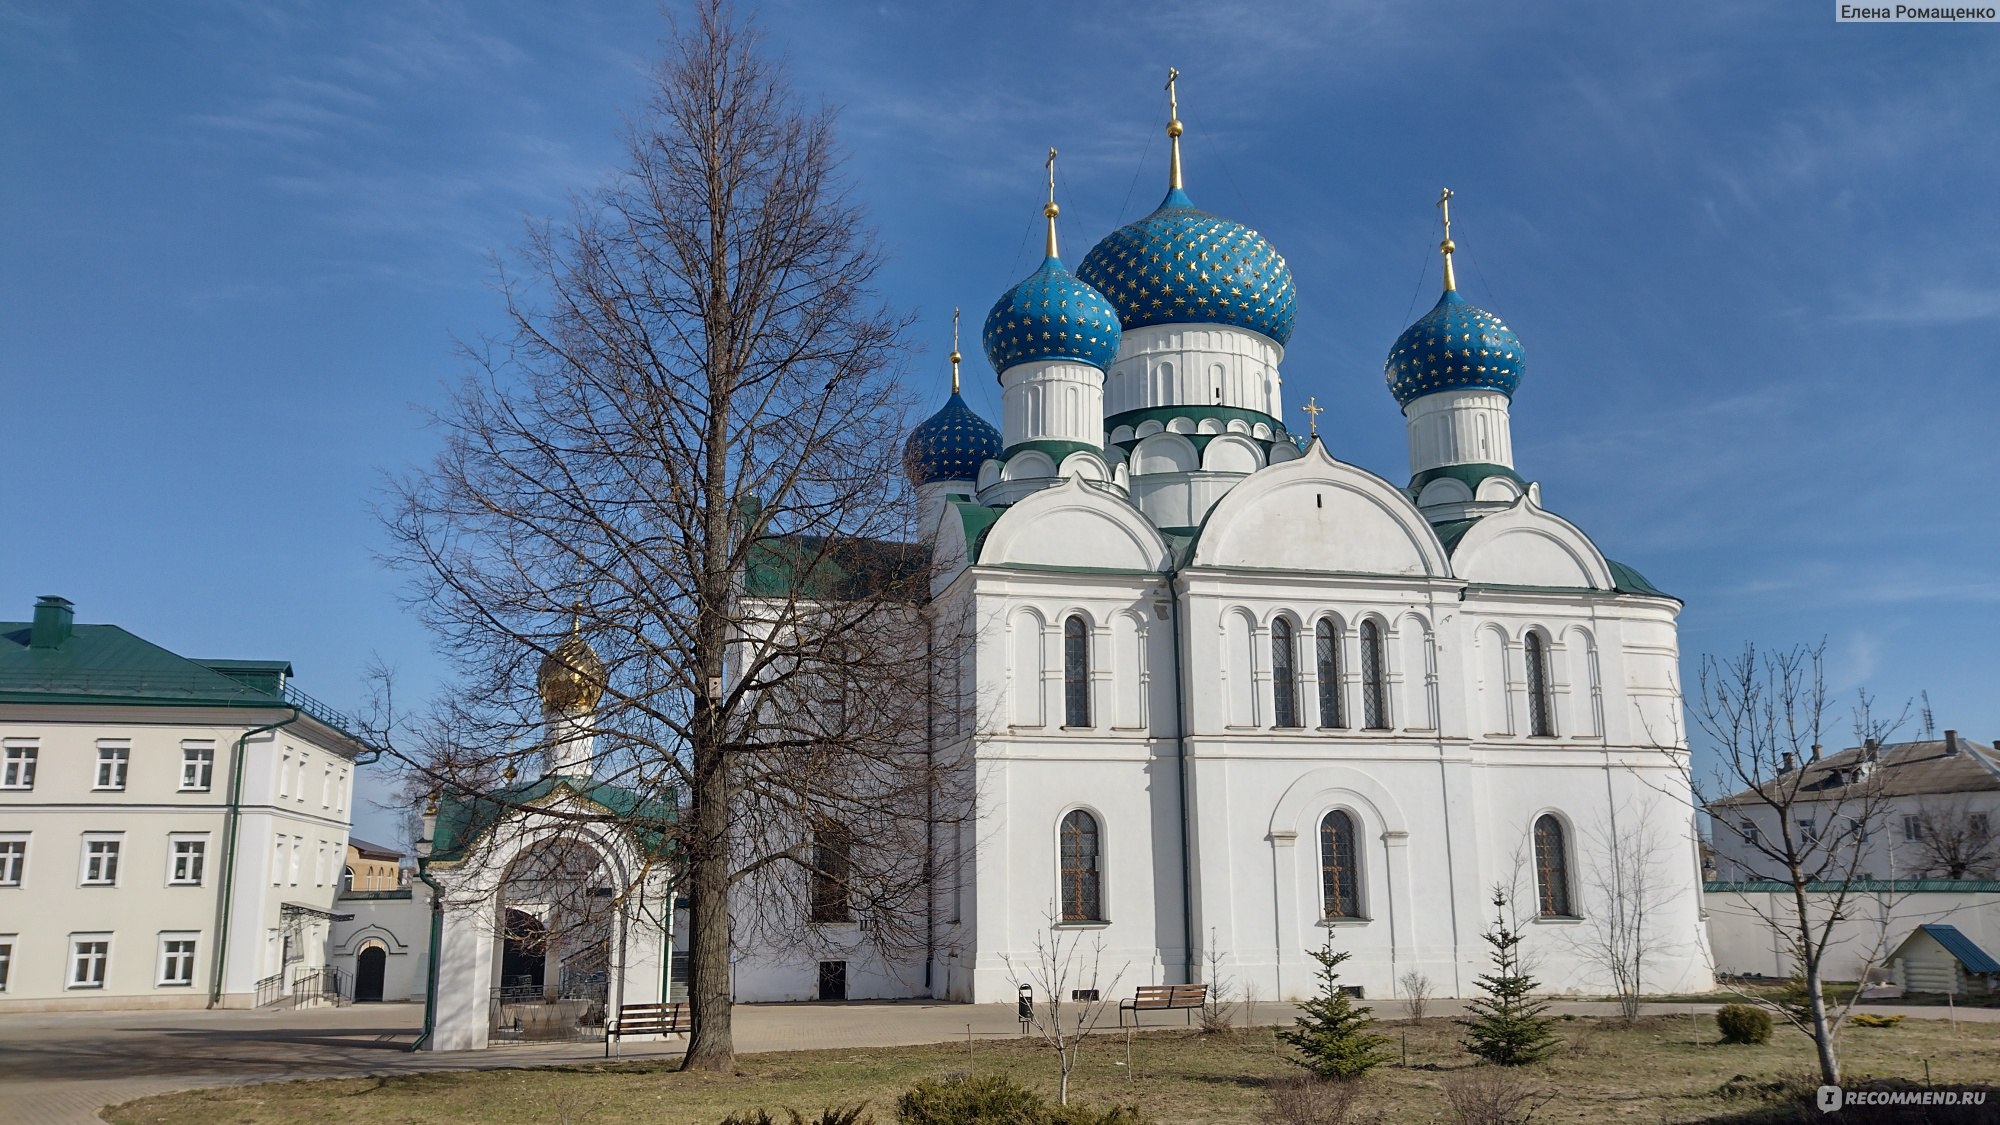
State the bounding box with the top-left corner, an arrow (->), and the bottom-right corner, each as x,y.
0,595 -> 375,1010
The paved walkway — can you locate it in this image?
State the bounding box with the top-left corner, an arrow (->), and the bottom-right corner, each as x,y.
5,997 -> 1995,1125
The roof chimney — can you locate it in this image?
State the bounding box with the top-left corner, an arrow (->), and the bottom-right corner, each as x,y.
28,595 -> 74,650
1811,742 -> 1823,762
1944,730 -> 1959,756
1781,751 -> 1797,773
1864,737 -> 1880,761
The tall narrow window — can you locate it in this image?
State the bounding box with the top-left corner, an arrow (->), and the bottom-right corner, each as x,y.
1533,815 -> 1573,917
1320,811 -> 1361,919
1059,810 -> 1102,922
809,823 -> 852,923
1359,621 -> 1389,730
1524,632 -> 1555,737
1063,615 -> 1091,728
1315,620 -> 1345,729
1271,619 -> 1300,728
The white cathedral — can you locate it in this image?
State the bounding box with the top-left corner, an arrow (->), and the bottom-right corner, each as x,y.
736,87 -> 1716,1007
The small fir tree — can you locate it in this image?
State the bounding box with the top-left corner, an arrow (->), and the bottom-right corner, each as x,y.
1458,890 -> 1561,1066
1278,936 -> 1391,1080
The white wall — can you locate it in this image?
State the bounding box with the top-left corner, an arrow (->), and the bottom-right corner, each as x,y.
1706,885 -> 2000,983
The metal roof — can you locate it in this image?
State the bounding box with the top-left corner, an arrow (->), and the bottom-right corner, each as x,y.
1915,924 -> 2000,975
1713,735 -> 2000,806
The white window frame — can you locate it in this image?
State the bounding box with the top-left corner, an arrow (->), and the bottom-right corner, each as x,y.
336,769 -> 348,813
271,836 -> 285,887
80,833 -> 123,886
168,834 -> 208,886
94,741 -> 131,791
278,753 -> 291,799
2,741 -> 37,789
69,933 -> 111,989
321,765 -> 332,809
180,742 -> 216,792
0,834 -> 26,887
289,835 -> 302,886
0,935 -> 14,992
157,933 -> 198,987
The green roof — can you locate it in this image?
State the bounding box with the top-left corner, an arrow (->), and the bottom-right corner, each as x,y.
742,534 -> 930,600
0,620 -> 298,709
426,775 -> 678,864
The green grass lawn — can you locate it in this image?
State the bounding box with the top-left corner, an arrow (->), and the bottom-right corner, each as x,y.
107,1015 -> 2000,1125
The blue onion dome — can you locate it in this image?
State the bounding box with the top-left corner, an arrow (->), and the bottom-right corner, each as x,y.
1076,187 -> 1297,346
903,392 -> 1002,485
981,256 -> 1122,374
1384,289 -> 1525,407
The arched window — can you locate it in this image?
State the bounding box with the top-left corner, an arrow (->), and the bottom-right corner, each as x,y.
1315,620 -> 1345,729
1271,619 -> 1300,728
342,866 -> 355,893
1359,620 -> 1389,730
1320,811 -> 1361,919
1534,814 -> 1573,917
1063,616 -> 1091,728
1059,810 -> 1102,922
1524,631 -> 1555,737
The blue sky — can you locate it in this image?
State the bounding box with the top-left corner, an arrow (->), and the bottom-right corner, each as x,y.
3,2 -> 1996,842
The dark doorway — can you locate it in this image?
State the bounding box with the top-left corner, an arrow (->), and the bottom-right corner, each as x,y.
355,945 -> 386,1002
500,908 -> 548,996
817,960 -> 847,1001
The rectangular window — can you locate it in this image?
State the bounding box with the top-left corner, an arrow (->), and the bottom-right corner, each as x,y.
336,770 -> 348,813
69,935 -> 110,989
321,766 -> 332,808
94,742 -> 131,790
289,835 -> 302,886
81,835 -> 122,886
157,935 -> 197,987
2,743 -> 37,789
808,824 -> 853,924
298,754 -> 310,802
0,936 -> 13,992
278,754 -> 291,799
1798,818 -> 1818,844
181,743 -> 215,791
169,836 -> 207,886
0,837 -> 25,887
1739,820 -> 1759,847
1971,813 -> 1991,840
1903,815 -> 1923,841
272,837 -> 285,887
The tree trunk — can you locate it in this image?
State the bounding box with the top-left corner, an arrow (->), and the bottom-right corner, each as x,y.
681,733 -> 735,1070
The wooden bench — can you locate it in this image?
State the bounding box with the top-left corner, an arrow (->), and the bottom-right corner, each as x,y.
1118,983 -> 1208,1027
605,1002 -> 690,1055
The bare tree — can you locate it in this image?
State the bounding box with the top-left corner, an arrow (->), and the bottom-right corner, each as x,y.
1004,919 -> 1130,1106
381,0 -> 960,1071
1679,642 -> 1907,1086
1571,803 -> 1681,1023
1906,798 -> 1997,880
1397,971 -> 1433,1021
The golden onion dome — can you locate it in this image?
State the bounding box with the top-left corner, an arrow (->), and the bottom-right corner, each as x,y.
537,627 -> 604,713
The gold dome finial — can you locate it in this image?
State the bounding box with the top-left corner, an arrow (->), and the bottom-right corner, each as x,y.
537,612 -> 605,713
1437,186 -> 1458,293
949,307 -> 962,394
1165,67 -> 1184,191
1043,147 -> 1060,259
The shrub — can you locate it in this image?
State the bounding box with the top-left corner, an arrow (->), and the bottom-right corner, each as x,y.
1849,1012 -> 1904,1028
1439,1067 -> 1549,1125
718,1108 -> 873,1125
1264,1074 -> 1382,1125
1716,1004 -> 1773,1044
895,1074 -> 1150,1125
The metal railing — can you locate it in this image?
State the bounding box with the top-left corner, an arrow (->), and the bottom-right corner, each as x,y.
254,965 -> 352,1009
488,980 -> 609,1044
254,971 -> 286,1009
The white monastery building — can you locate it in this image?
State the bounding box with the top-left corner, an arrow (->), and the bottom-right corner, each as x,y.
727,83 -> 1715,1006
0,596 -> 374,1010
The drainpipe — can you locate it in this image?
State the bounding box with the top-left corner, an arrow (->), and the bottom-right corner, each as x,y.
1166,574 -> 1198,985
209,709 -> 301,1008
411,866 -> 445,1052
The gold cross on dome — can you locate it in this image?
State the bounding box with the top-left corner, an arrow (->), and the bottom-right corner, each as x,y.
949,306 -> 962,394
1301,396 -> 1323,437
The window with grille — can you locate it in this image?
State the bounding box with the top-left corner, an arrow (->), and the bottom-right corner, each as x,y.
70,936 -> 109,988
181,744 -> 215,791
158,936 -> 196,987
1063,616 -> 1091,728
1320,811 -> 1361,919
1059,810 -> 1102,922
1359,621 -> 1388,730
170,837 -> 206,886
1315,620 -> 1344,729
82,837 -> 121,886
95,744 -> 130,790
1271,619 -> 1299,728
0,838 -> 24,887
1524,632 -> 1555,737
809,823 -> 852,924
2,744 -> 37,789
1533,815 -> 1573,917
